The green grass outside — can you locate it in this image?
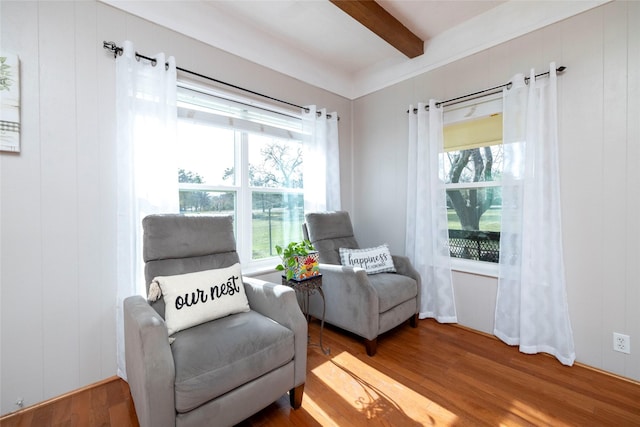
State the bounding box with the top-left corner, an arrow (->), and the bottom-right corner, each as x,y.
252,210 -> 305,259
252,207 -> 503,259
447,206 -> 501,232
197,207 -> 502,259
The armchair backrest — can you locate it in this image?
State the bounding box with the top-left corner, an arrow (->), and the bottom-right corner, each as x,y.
304,211 -> 359,264
142,214 -> 240,318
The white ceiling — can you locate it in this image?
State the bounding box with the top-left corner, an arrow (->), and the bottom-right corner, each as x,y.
103,0 -> 608,99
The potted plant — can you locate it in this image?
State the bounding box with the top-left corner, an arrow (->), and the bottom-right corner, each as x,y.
275,239 -> 320,281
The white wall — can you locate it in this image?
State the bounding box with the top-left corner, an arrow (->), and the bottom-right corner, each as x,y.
352,0 -> 640,382
0,0 -> 351,415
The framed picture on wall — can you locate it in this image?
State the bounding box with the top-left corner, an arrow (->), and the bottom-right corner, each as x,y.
1,52 -> 20,153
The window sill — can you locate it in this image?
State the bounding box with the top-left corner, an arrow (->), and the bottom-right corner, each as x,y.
450,258 -> 499,278
242,257 -> 280,278
245,256 -> 500,279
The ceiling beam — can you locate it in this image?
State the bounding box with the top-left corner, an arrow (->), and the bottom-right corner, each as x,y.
329,0 -> 424,59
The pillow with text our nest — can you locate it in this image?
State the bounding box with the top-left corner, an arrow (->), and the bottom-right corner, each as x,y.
149,263 -> 250,336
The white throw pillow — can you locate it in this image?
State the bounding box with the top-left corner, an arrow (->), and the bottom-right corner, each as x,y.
339,245 -> 396,274
149,263 -> 250,336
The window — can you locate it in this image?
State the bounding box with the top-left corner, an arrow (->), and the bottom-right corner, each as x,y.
176,83 -> 306,268
441,96 -> 503,263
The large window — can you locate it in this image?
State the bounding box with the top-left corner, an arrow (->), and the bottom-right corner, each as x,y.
176,83 -> 305,267
441,96 -> 503,263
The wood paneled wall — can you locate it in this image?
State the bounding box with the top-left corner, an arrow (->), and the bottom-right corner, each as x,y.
0,0 -> 351,415
352,0 -> 640,383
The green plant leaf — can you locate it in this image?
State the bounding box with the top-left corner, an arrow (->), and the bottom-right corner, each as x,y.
274,239 -> 316,278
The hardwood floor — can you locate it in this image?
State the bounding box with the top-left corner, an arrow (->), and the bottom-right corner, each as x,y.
2,319 -> 639,426
0,375 -> 138,427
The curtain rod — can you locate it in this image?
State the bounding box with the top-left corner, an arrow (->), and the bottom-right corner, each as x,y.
103,41 -> 334,118
407,66 -> 566,114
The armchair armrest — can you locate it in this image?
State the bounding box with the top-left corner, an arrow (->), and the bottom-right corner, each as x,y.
309,263 -> 379,340
242,277 -> 307,387
123,296 -> 175,427
392,255 -> 421,309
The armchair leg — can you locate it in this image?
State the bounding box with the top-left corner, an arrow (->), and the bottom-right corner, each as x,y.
290,384 -> 305,409
365,338 -> 378,356
410,313 -> 418,328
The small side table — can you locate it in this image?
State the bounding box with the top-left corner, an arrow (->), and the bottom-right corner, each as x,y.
282,274 -> 330,355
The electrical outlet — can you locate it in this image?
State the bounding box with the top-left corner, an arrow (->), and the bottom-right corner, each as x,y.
613,332 -> 630,354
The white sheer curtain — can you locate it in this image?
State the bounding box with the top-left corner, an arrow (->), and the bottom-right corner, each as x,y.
406,100 -> 457,322
115,41 -> 179,379
302,106 -> 341,212
494,63 -> 575,365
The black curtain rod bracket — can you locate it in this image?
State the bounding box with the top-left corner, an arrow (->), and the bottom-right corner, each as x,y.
103,41 -> 122,58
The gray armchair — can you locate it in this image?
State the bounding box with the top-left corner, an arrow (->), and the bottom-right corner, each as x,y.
303,211 -> 420,356
124,214 -> 307,427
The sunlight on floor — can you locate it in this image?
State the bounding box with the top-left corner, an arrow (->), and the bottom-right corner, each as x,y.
299,394 -> 341,427
311,351 -> 460,426
505,399 -> 561,426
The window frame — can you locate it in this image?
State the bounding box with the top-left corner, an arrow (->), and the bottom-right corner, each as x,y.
176,81 -> 306,273
442,94 -> 503,275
